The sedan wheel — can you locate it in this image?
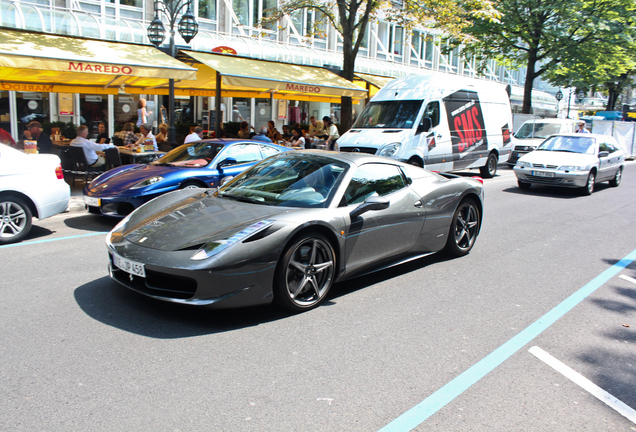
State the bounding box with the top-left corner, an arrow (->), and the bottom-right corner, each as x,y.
0,198 -> 32,245
582,171 -> 595,195
275,233 -> 335,312
445,199 -> 480,257
609,167 -> 622,187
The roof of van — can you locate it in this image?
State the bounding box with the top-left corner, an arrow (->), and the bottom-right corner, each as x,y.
373,73 -> 509,103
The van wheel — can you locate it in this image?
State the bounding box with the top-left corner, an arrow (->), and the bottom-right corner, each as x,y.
408,157 -> 423,168
479,154 -> 497,178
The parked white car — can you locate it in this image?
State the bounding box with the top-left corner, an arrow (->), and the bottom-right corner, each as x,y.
0,144 -> 70,244
508,119 -> 580,165
513,134 -> 624,195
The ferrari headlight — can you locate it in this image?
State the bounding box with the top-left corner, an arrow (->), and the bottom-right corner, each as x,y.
130,176 -> 164,189
378,142 -> 401,158
191,220 -> 274,261
517,161 -> 531,168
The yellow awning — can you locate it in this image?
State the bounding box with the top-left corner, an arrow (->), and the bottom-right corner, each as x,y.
354,73 -> 395,89
0,29 -> 197,95
131,50 -> 367,102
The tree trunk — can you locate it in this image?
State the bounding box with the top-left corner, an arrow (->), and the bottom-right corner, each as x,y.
339,33 -> 356,132
522,54 -> 538,114
606,82 -> 618,111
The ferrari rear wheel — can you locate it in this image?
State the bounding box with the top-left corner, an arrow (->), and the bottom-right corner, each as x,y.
274,233 -> 335,312
445,199 -> 480,257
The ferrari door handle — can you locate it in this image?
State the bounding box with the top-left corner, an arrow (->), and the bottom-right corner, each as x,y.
414,200 -> 422,208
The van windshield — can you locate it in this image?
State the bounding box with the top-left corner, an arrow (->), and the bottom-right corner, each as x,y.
353,100 -> 423,129
514,122 -> 562,139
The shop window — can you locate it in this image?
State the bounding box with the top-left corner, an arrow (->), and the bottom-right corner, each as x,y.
80,95 -> 108,136
16,92 -> 50,132
198,0 -> 217,20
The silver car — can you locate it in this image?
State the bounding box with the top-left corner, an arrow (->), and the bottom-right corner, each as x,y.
513,133 -> 624,195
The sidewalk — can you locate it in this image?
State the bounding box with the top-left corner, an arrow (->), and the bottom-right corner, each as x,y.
66,177 -> 88,214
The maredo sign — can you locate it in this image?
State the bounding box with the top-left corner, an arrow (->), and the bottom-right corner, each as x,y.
68,62 -> 133,74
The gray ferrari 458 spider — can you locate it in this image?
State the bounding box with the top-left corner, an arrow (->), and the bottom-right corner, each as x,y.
106,151 -> 484,312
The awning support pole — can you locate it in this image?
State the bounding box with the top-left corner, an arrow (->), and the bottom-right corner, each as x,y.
9,91 -> 18,142
215,71 -> 221,136
168,29 -> 176,144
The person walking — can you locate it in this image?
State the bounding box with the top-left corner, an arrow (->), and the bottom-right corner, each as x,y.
136,99 -> 152,127
575,121 -> 590,133
323,116 -> 340,151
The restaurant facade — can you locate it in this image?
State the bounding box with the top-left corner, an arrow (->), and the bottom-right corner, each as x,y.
0,0 -> 558,142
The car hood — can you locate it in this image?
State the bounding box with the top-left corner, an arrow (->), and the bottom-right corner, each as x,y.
513,137 -> 545,148
89,164 -> 180,193
120,190 -> 293,251
338,128 -> 411,150
519,150 -> 598,166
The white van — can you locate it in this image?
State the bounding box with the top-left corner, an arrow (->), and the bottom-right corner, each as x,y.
338,74 -> 514,177
508,118 -> 579,165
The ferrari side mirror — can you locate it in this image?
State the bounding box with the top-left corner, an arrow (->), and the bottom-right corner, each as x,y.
350,195 -> 390,219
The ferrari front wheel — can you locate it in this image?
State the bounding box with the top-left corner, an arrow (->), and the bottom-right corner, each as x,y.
274,233 -> 335,312
445,199 -> 480,257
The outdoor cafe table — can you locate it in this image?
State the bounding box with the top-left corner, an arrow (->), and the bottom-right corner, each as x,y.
118,148 -> 165,165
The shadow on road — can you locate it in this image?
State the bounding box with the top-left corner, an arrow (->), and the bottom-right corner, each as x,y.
23,224 -> 55,241
74,251 -> 452,338
64,214 -> 119,232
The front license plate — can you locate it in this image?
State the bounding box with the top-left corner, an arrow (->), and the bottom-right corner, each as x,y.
84,196 -> 100,207
113,253 -> 146,278
531,171 -> 554,178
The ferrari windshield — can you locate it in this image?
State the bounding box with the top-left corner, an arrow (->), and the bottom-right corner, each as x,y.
352,100 -> 423,129
537,136 -> 596,154
218,154 -> 348,208
515,122 -> 562,139
152,142 -> 224,167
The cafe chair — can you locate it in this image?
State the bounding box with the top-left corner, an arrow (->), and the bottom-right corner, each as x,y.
112,136 -> 124,147
104,147 -> 122,170
67,146 -> 106,186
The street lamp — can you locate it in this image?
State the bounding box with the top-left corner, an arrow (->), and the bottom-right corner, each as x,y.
555,89 -> 563,117
147,0 -> 199,144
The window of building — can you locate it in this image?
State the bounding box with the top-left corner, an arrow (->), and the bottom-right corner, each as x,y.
198,0 -> 217,20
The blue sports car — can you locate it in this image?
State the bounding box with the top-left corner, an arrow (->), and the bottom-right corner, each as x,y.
84,139 -> 289,217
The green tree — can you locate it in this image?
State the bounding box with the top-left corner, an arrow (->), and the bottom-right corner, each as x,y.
457,0 -> 636,114
265,0 -> 497,130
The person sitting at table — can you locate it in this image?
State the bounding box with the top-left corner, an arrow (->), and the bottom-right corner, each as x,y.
289,127 -> 307,149
134,123 -> 158,151
96,122 -> 110,144
71,125 -> 116,167
26,121 -> 53,154
237,121 -> 251,139
266,121 -> 282,142
308,116 -> 327,140
184,126 -> 203,144
281,124 -> 292,141
155,123 -> 169,143
115,122 -> 137,147
252,126 -> 273,143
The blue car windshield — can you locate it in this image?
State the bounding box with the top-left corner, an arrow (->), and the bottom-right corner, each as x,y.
217,154 -> 348,208
152,142 -> 225,167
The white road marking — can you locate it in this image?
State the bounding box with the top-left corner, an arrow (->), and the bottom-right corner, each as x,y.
529,346 -> 636,424
619,274 -> 636,285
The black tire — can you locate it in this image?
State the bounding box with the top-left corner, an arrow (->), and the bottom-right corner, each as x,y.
444,199 -> 481,257
609,167 -> 622,187
408,157 -> 423,168
0,197 -> 33,245
479,153 -> 498,178
180,181 -> 203,190
517,180 -> 531,189
274,233 -> 336,312
582,171 -> 595,195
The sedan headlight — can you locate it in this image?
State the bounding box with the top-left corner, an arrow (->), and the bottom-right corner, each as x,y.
191,220 -> 274,261
130,176 -> 164,189
559,165 -> 585,172
378,142 -> 401,158
516,161 -> 531,168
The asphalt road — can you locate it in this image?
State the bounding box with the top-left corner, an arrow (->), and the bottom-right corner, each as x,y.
1,163 -> 635,432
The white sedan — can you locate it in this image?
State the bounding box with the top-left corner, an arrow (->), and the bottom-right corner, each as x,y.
513,133 -> 625,195
0,144 -> 71,244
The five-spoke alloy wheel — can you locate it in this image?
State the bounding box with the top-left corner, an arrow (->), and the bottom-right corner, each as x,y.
0,197 -> 32,245
275,233 -> 335,312
445,199 -> 481,257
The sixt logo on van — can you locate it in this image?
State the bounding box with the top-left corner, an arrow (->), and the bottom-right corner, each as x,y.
443,90 -> 488,155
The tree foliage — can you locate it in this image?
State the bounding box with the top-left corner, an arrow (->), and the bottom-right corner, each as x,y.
456,0 -> 636,113
265,0 -> 497,130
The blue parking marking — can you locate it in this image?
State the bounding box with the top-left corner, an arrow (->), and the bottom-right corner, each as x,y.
0,232 -> 107,249
379,247 -> 636,432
